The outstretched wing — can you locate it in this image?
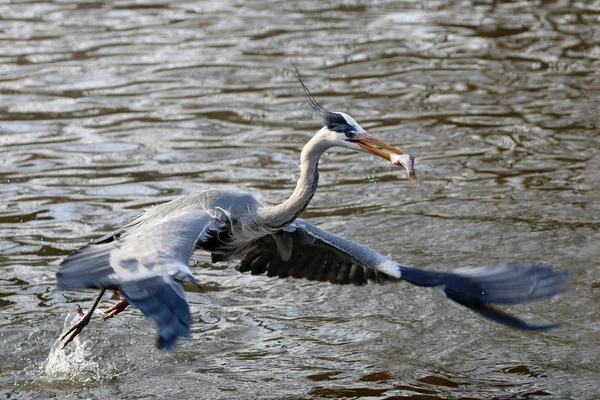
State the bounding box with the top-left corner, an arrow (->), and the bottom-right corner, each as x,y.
236,219 -> 397,284
57,209 -> 216,350
235,219 -> 569,330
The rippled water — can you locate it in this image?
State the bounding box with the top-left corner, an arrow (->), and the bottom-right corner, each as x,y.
1,1 -> 599,399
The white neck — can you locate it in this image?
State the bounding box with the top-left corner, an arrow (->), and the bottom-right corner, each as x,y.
257,131 -> 330,228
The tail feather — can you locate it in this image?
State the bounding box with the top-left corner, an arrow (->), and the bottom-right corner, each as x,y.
399,263 -> 569,330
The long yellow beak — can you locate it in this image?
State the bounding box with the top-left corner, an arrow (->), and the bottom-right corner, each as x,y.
352,132 -> 417,183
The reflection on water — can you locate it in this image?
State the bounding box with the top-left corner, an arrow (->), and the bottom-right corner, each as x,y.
1,0 -> 599,399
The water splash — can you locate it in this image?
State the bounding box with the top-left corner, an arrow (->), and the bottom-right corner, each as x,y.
39,314 -> 104,383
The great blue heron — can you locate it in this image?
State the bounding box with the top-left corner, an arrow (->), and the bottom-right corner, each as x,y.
57,67 -> 568,350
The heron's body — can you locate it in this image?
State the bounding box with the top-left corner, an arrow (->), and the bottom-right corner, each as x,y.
56,67 -> 568,350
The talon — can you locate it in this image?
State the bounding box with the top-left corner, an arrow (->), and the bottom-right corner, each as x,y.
75,304 -> 84,317
103,299 -> 129,320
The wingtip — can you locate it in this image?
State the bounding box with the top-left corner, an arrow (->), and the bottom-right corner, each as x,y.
156,335 -> 177,351
461,302 -> 563,332
519,323 -> 561,332
156,330 -> 191,351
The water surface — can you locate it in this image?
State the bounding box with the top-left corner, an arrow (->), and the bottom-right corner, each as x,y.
1,1 -> 599,399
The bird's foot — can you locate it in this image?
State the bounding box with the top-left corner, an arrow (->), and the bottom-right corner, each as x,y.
61,304 -> 95,348
60,289 -> 105,349
103,298 -> 129,320
75,304 -> 84,317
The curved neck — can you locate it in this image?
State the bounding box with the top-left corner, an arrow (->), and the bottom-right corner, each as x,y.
257,132 -> 329,229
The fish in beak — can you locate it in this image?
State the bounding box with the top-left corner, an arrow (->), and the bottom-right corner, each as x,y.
351,132 -> 417,183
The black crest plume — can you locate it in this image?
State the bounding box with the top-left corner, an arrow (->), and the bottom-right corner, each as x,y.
291,62 -> 326,116
291,62 -> 355,133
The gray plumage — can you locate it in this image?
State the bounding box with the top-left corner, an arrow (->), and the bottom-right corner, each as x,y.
56,70 -> 569,350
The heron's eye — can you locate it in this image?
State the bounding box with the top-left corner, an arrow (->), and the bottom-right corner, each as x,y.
345,131 -> 354,138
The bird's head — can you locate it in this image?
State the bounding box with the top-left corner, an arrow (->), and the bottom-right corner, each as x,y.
293,65 -> 417,183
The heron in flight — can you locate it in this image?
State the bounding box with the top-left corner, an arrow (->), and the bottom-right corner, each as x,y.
57,67 -> 568,350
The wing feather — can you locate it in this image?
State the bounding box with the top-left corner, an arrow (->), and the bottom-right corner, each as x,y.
57,208 -> 213,348
57,193 -> 569,351
233,219 -> 568,330
235,219 -> 395,285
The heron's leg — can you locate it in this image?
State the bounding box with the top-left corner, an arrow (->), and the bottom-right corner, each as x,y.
61,289 -> 106,348
103,290 -> 129,319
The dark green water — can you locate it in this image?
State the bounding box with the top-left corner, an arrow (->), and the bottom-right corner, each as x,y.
1,1 -> 598,399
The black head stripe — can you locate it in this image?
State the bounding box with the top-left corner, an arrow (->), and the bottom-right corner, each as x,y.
322,111 -> 354,133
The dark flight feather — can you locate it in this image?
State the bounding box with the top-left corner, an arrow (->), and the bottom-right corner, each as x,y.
232,220 -> 569,330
